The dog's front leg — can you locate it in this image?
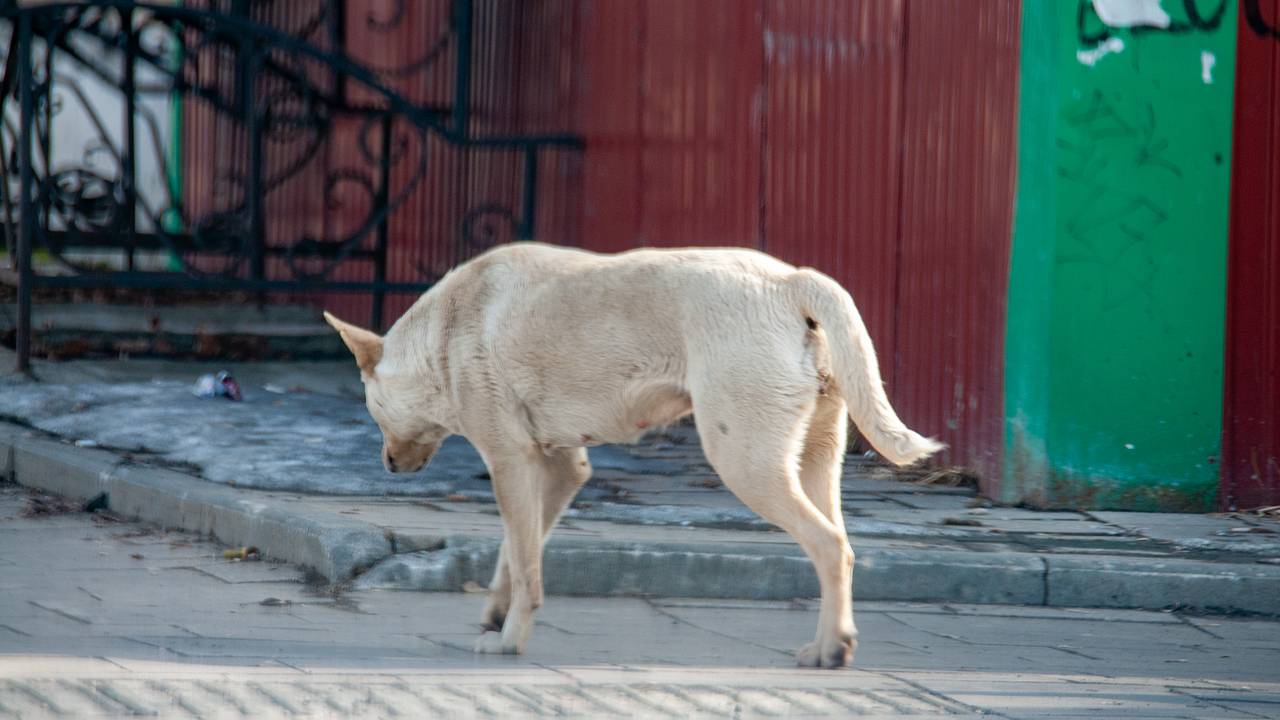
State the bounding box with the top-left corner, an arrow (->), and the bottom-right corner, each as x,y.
475,455 -> 544,655
480,541 -> 512,632
480,447 -> 591,634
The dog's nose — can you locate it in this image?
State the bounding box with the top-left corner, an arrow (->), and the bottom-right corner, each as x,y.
386,454 -> 397,472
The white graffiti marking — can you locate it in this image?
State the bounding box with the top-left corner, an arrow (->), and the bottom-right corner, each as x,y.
1091,0 -> 1172,28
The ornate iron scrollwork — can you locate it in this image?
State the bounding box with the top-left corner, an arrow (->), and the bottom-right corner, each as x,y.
1,0 -> 583,372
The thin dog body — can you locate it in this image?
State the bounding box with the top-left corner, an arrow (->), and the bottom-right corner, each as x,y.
325,242 -> 942,668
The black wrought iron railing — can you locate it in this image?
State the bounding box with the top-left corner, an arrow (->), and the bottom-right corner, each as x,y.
0,0 -> 583,372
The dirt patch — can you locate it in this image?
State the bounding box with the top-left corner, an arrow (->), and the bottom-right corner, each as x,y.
21,489 -> 82,517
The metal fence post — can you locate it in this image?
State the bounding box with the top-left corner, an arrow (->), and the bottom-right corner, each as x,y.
371,113 -> 391,331
122,5 -> 138,271
15,11 -> 34,374
518,146 -> 537,240
245,45 -> 265,285
451,0 -> 472,138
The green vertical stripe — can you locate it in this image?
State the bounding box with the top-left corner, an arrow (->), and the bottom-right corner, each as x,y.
1004,0 -> 1237,511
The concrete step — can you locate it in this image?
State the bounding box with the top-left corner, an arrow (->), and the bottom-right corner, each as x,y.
1,302 -> 345,360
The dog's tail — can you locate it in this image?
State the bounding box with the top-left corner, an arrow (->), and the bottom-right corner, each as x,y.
788,268 -> 944,466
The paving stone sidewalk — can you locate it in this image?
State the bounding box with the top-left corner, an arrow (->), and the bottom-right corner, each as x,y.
2,353 -> 1279,613
3,484 -> 1278,719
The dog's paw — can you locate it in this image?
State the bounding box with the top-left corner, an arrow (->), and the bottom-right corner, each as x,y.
473,631 -> 518,655
795,635 -> 856,669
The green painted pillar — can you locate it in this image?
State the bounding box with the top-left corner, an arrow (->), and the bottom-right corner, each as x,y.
1004,0 -> 1237,511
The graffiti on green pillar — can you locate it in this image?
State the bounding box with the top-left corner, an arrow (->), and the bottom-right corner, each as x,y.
1005,0 -> 1236,511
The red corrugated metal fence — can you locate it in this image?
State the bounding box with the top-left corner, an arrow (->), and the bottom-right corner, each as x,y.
1224,0 -> 1280,509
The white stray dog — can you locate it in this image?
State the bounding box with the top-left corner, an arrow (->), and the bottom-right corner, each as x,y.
325,242 -> 942,668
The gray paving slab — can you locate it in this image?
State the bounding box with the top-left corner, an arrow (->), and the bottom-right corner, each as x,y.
1091,510 -> 1280,556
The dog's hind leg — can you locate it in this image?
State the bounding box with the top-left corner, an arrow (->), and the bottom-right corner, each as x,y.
799,395 -> 849,529
476,447 -> 591,653
796,393 -> 858,665
481,448 -> 591,632
697,392 -> 856,669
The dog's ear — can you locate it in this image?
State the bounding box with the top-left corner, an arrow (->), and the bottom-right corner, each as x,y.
324,311 -> 383,374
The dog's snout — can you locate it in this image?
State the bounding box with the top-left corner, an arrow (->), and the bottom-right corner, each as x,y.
382,439 -> 437,474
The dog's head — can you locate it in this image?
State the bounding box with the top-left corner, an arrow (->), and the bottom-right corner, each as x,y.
324,311 -> 447,474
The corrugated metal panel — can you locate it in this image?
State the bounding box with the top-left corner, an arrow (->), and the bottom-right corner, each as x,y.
579,0 -> 763,249
638,0 -> 764,247
893,0 -> 1020,484
761,0 -> 906,391
578,1 -> 644,251
1223,0 -> 1280,509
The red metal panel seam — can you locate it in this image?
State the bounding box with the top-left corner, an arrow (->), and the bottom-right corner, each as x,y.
636,1 -> 648,247
756,0 -> 768,250
1267,0 -> 1279,505
890,0 -> 912,395
1264,0 -> 1274,504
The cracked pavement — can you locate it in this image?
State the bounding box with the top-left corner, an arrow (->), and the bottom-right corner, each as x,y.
2,484 -> 1278,719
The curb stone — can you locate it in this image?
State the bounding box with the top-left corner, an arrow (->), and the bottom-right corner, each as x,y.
0,439 -> 13,482
1047,555 -> 1280,615
358,540 -> 1280,613
3,422 -> 1280,614
355,537 -> 1050,605
2,426 -> 391,582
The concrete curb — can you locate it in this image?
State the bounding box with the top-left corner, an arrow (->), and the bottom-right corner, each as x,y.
1,426 -> 391,582
354,536 -> 1050,604
4,423 -> 1280,614
1046,555 -> 1280,616
355,535 -> 1280,615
